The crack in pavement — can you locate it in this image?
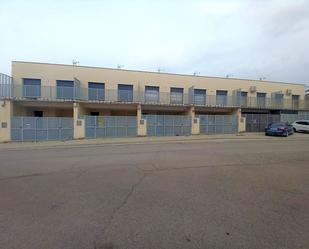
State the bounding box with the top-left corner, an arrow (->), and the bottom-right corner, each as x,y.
100,171 -> 147,238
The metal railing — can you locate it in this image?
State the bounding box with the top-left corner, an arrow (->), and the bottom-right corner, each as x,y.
1,84 -> 309,110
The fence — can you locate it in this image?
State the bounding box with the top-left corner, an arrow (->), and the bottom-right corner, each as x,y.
280,111 -> 309,123
242,113 -> 280,132
199,115 -> 238,134
143,115 -> 191,136
11,117 -> 73,141
0,73 -> 12,98
85,115 -> 137,138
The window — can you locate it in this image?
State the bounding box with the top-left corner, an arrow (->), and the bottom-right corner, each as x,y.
240,91 -> 248,106
34,111 -> 43,117
292,95 -> 299,108
170,87 -> 184,104
23,78 -> 41,98
118,84 -> 133,102
88,82 -> 105,101
216,90 -> 228,105
257,92 -> 266,107
274,93 -> 284,107
296,121 -> 309,125
194,89 -> 206,105
57,80 -> 74,99
90,112 -> 100,116
145,86 -> 159,103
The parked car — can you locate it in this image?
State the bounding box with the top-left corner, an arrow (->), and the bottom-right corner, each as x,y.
265,122 -> 293,137
291,120 -> 309,133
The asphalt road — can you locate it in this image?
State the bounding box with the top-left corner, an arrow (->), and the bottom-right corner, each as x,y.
1,136 -> 309,249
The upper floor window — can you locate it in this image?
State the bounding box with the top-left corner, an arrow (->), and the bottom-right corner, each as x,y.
194,89 -> 206,105
257,92 -> 266,107
216,90 -> 228,105
145,86 -> 159,103
240,91 -> 248,106
88,82 -> 105,101
170,87 -> 184,104
273,93 -> 284,107
23,78 -> 41,98
292,95 -> 299,108
56,80 -> 74,99
118,84 -> 133,102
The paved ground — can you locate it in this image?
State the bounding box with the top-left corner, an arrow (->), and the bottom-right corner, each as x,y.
1,134 -> 309,249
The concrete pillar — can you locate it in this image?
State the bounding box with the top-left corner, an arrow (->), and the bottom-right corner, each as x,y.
187,106 -> 200,135
73,102 -> 86,139
233,108 -> 246,133
0,100 -> 13,142
137,104 -> 147,136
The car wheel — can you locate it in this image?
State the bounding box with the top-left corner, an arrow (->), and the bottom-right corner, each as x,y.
284,131 -> 289,137
293,128 -> 296,133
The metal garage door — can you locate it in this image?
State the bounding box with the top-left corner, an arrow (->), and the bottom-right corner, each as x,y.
143,115 -> 191,136
280,112 -> 309,123
85,115 -> 137,138
199,115 -> 238,134
11,117 -> 73,141
242,113 -> 280,132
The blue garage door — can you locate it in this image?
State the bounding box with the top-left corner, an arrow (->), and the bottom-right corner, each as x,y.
11,117 -> 73,141
85,115 -> 137,138
199,115 -> 238,134
143,115 -> 191,136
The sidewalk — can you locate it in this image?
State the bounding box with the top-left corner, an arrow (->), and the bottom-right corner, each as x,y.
0,133 -> 308,150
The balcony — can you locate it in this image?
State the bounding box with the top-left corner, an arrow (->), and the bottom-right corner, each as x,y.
2,84 -> 309,110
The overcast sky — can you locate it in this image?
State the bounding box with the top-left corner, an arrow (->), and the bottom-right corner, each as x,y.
0,0 -> 308,85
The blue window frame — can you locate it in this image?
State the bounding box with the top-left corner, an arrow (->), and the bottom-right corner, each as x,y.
145,86 -> 159,103
57,80 -> 74,99
23,78 -> 41,98
170,87 -> 184,104
88,82 -> 105,101
194,89 -> 206,105
216,90 -> 228,106
257,92 -> 266,107
118,84 -> 133,102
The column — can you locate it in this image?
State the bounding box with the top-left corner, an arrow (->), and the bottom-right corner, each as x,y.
0,100 -> 13,142
73,102 -> 86,139
187,106 -> 200,135
137,104 -> 147,136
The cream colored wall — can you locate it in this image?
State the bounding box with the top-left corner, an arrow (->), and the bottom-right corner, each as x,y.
13,105 -> 73,117
12,61 -> 306,100
0,100 -> 13,142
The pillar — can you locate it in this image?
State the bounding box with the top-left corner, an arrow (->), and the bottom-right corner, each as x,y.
73,102 -> 86,139
187,106 -> 200,135
233,108 -> 246,133
0,100 -> 13,142
137,104 -> 147,136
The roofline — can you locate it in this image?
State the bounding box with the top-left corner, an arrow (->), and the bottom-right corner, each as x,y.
12,60 -> 306,87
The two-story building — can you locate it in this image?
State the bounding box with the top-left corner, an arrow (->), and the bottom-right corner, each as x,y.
0,61 -> 308,142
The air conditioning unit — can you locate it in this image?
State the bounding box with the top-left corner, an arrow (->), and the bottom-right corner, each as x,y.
285,89 -> 292,95
250,86 -> 257,92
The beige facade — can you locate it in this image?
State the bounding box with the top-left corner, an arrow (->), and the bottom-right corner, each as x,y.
0,61 -> 308,142
12,61 -> 306,100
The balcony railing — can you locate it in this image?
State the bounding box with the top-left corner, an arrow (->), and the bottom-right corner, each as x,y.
1,84 -> 309,110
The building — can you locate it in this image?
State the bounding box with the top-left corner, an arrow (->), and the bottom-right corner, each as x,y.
0,61 -> 308,142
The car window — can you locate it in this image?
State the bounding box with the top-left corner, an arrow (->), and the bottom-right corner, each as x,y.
296,121 -> 307,125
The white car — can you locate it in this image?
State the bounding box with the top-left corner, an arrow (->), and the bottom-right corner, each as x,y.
292,120 -> 309,133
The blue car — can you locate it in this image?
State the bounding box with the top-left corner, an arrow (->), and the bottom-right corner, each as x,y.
265,122 -> 293,137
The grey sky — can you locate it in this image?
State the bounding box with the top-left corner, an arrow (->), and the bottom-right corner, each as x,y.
0,0 -> 308,85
